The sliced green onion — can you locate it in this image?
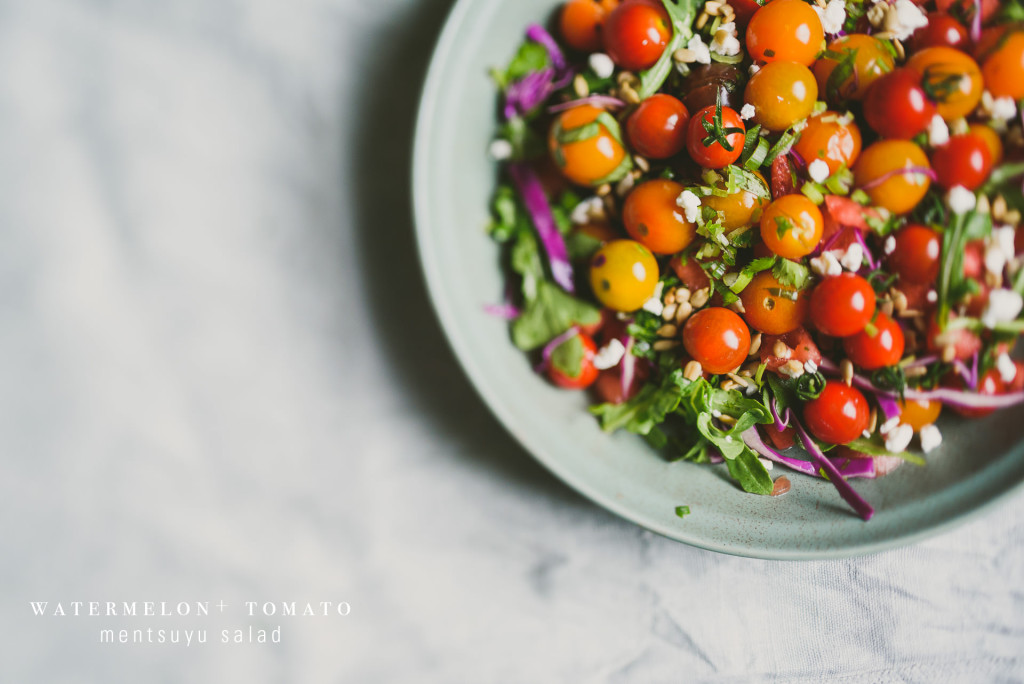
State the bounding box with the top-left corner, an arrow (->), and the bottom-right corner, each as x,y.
801,181 -> 825,205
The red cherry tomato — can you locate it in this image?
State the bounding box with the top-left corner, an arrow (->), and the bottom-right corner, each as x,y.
809,273 -> 877,337
926,312 -> 983,362
594,363 -> 649,404
603,0 -> 671,71
760,328 -> 821,372
559,0 -> 621,53
951,368 -> 1005,418
932,133 -> 993,190
888,224 -> 941,284
863,68 -> 937,140
843,312 -> 905,370
803,381 -> 870,445
547,332 -> 600,389
626,93 -> 690,159
682,307 -> 751,374
909,12 -> 969,52
686,104 -> 745,169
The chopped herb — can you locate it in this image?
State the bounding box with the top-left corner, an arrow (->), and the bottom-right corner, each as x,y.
772,258 -> 811,289
675,505 -> 691,518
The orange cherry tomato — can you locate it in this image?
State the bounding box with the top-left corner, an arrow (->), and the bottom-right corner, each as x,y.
703,171 -> 770,230
549,105 -> 628,186
622,179 -> 697,254
759,194 -> 823,259
589,239 -> 659,311
746,0 -> 824,67
905,46 -> 983,121
898,398 -> 942,430
814,34 -> 895,102
682,307 -> 751,374
977,26 -> 1024,100
740,270 -> 809,335
559,0 -> 620,53
853,140 -> 932,215
968,123 -> 1003,166
744,61 -> 819,132
793,112 -> 862,175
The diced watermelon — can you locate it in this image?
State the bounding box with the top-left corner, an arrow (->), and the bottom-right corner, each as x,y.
760,327 -> 822,371
670,255 -> 712,291
771,155 -> 795,199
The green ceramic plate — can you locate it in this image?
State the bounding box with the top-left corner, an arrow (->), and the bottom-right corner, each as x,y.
411,0 -> 1024,559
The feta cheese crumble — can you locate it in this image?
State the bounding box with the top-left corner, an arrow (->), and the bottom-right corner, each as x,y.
981,288 -> 1024,328
804,359 -> 818,374
813,0 -> 847,34
570,196 -> 604,224
884,235 -> 897,255
808,158 -> 830,183
997,352 -> 1018,383
588,52 -> 615,80
642,296 -> 664,316
880,416 -> 901,435
981,90 -> 1017,123
839,242 -> 864,272
677,189 -> 702,223
810,251 -> 842,277
884,423 -> 914,453
686,34 -> 711,65
710,22 -> 741,57
593,338 -> 626,370
740,103 -> 756,121
947,185 -> 976,215
927,114 -> 949,147
489,139 -> 513,160
919,424 -> 942,453
877,0 -> 929,41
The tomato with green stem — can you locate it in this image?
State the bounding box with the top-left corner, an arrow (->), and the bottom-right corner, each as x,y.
759,195 -> 823,260
905,46 -> 983,121
622,179 -> 697,254
843,312 -> 905,370
743,60 -> 819,132
887,224 -> 941,285
793,112 -> 862,176
559,0 -> 620,53
686,100 -> 745,169
549,104 -> 628,186
931,132 -> 993,191
803,381 -> 870,445
809,273 -> 877,337
745,0 -> 824,67
603,0 -> 671,71
589,239 -> 659,312
863,68 -> 936,140
625,94 -> 690,160
853,140 -> 932,215
682,307 -> 751,374
813,34 -> 895,103
547,331 -> 600,389
740,270 -> 809,335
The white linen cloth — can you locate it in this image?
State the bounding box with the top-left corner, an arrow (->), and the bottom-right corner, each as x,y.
0,1 -> 1021,681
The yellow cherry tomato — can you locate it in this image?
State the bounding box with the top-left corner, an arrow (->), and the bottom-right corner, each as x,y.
590,239 -> 659,311
898,398 -> 942,431
759,194 -> 823,259
813,34 -> 895,102
549,104 -> 628,186
744,61 -> 819,132
853,140 -> 932,215
905,46 -> 982,121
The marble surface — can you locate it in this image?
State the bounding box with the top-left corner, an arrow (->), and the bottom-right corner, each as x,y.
1,1 -> 1022,681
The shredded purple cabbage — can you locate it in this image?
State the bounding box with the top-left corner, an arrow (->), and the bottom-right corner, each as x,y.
504,67 -> 557,120
858,165 -> 937,192
818,358 -> 1024,409
850,228 -> 879,271
620,335 -> 636,398
875,393 -> 901,422
970,0 -> 982,43
507,162 -> 576,292
536,326 -> 580,373
483,303 -> 522,320
741,428 -> 877,479
792,419 -> 875,520
525,24 -> 567,73
548,95 -> 626,114
769,395 -> 790,432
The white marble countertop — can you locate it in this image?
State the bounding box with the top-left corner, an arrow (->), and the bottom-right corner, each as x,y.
1,1 -> 1022,681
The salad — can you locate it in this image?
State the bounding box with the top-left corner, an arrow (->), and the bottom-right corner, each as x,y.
485,0 -> 1024,520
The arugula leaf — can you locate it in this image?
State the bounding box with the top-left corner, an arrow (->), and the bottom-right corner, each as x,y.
590,369 -> 689,434
490,42 -> 550,90
512,280 -> 601,350
725,449 -> 774,495
550,334 -> 584,377
772,258 -> 811,289
846,437 -> 926,465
